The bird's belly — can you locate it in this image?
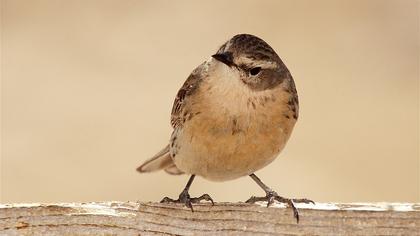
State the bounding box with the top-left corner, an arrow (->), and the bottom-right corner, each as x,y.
172,113 -> 293,181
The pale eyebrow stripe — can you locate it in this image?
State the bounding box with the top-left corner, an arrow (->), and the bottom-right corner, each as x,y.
238,57 -> 277,69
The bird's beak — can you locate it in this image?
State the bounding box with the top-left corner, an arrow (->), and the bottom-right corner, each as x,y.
212,52 -> 234,67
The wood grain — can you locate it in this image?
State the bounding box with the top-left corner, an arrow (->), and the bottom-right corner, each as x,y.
0,201 -> 419,235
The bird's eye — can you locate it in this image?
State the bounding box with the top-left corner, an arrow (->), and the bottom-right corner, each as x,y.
249,67 -> 261,76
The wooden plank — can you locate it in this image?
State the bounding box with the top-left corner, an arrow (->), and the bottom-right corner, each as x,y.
0,202 -> 419,235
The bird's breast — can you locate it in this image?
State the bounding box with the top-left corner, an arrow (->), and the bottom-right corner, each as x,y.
172,73 -> 296,181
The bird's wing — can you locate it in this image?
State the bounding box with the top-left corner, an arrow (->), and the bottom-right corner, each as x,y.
137,62 -> 207,174
286,72 -> 299,120
171,62 -> 208,128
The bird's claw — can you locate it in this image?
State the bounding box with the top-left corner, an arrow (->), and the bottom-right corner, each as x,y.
246,191 -> 314,223
160,190 -> 214,212
292,198 -> 315,204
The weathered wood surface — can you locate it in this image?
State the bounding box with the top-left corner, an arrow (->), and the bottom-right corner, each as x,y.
0,201 -> 419,235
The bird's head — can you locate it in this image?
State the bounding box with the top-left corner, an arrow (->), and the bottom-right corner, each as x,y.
211,34 -> 290,91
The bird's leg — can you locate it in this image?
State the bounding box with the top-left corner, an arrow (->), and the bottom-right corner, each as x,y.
245,173 -> 314,223
160,175 -> 214,212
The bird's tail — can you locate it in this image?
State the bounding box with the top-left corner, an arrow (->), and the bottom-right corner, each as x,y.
136,145 -> 184,175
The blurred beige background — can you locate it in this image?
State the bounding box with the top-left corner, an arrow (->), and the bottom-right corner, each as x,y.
1,0 -> 419,204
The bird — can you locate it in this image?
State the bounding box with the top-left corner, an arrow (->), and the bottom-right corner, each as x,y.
137,34 -> 313,223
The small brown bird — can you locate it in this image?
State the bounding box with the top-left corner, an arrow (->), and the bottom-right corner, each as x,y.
137,34 -> 312,222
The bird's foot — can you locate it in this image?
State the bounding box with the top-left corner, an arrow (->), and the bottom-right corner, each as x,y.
160,189 -> 214,212
246,191 -> 314,223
